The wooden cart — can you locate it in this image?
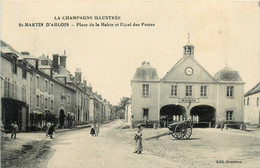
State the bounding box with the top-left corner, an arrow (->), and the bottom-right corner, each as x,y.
167,120 -> 193,139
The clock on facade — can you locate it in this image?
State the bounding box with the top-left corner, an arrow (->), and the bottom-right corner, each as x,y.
185,67 -> 193,76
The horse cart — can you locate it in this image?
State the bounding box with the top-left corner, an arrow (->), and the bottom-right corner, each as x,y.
145,120 -> 193,141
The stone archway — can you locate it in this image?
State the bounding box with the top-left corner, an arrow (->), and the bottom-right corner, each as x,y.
190,105 -> 216,128
160,104 -> 186,127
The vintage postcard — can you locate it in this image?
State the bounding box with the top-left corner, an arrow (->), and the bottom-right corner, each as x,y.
1,1 -> 259,168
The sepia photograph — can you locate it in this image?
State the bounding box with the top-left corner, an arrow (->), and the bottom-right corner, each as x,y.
0,1 -> 259,168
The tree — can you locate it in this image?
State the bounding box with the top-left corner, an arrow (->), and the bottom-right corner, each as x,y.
114,97 -> 131,119
118,97 -> 131,111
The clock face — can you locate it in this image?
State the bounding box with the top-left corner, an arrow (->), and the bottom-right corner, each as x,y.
185,67 -> 193,76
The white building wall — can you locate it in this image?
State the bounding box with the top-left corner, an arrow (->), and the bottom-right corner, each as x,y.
89,98 -> 94,122
131,81 -> 159,126
217,83 -> 244,123
244,93 -> 260,125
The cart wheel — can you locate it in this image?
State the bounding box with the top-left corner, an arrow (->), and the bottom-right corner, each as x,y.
174,124 -> 185,139
171,132 -> 177,138
182,124 -> 192,139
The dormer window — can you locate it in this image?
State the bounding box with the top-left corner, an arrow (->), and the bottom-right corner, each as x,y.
22,63 -> 27,78
12,56 -> 17,74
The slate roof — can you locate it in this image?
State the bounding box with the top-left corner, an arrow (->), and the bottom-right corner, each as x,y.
0,40 -> 21,56
214,67 -> 242,82
244,82 -> 260,97
132,61 -> 160,81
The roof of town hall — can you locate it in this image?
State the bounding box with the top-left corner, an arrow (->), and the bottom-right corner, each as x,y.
244,82 -> 260,97
214,66 -> 243,82
132,61 -> 160,81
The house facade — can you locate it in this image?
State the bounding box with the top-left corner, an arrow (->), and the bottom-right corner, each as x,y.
131,42 -> 244,127
1,42 -> 33,132
1,40 -> 113,132
244,82 -> 260,125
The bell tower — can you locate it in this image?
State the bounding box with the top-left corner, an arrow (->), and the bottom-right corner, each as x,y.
183,33 -> 194,59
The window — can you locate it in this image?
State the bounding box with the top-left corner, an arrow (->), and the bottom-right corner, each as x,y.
170,85 -> 178,96
22,85 -> 26,102
11,81 -> 17,99
45,80 -> 48,92
257,97 -> 259,106
4,78 -> 10,97
41,60 -> 48,65
244,99 -> 246,106
143,108 -> 149,119
50,100 -> 54,110
10,81 -> 13,98
227,86 -> 234,97
142,84 -> 149,96
226,111 -> 233,121
200,86 -> 207,97
12,57 -> 17,74
45,98 -> 48,109
36,95 -> 40,107
67,95 -> 71,106
50,83 -> 54,95
186,85 -> 192,96
22,66 -> 27,79
247,97 -> 250,105
36,76 -> 40,89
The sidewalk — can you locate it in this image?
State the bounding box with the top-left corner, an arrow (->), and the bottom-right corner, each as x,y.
55,123 -> 91,133
1,124 -> 92,153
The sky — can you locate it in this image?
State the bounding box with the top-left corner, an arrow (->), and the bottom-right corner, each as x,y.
1,1 -> 259,105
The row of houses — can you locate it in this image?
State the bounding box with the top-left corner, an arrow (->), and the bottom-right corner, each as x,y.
0,40 -> 115,132
126,40 -> 259,128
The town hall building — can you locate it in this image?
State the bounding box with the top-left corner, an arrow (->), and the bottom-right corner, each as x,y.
131,41 -> 244,128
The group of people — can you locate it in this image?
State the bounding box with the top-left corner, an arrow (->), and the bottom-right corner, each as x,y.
9,121 -> 55,139
90,123 -> 100,137
46,122 -> 55,139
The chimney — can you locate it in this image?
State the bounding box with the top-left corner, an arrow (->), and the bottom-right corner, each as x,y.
60,50 -> 67,68
75,68 -> 82,83
35,60 -> 39,69
52,54 -> 59,72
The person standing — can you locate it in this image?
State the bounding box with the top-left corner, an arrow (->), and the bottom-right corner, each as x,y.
48,123 -> 55,139
11,121 -> 18,139
144,116 -> 149,128
46,121 -> 51,136
95,124 -> 100,137
90,124 -> 95,136
134,125 -> 143,154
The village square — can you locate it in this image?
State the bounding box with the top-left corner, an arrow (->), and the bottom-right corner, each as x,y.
1,1 -> 260,168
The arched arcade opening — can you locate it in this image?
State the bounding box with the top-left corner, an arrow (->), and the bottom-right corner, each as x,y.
160,104 -> 186,127
190,105 -> 216,128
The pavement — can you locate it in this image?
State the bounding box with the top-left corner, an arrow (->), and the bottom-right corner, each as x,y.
1,123 -> 92,151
